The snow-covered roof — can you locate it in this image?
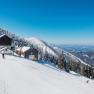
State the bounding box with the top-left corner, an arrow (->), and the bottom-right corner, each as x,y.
0,34 -> 5,38
0,34 -> 9,38
16,46 -> 30,52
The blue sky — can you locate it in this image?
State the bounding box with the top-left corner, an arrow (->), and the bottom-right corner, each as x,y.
0,0 -> 94,45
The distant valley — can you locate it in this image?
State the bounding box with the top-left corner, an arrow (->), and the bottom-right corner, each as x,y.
58,45 -> 94,67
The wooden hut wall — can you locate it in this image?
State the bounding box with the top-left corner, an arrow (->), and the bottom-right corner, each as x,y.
0,35 -> 12,46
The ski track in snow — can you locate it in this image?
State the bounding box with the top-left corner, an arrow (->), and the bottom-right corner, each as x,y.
0,80 -> 8,94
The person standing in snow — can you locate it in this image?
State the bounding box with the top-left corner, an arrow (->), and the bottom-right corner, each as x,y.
2,53 -> 5,59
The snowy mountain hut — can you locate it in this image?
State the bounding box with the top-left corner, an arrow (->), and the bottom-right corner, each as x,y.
31,48 -> 38,61
16,46 -> 31,58
0,34 -> 12,46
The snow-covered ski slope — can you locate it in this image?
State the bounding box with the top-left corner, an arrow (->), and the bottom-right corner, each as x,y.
0,54 -> 94,94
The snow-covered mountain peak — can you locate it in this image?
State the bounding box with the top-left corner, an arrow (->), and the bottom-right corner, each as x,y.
26,37 -> 46,47
26,36 -> 90,66
26,37 -> 60,58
